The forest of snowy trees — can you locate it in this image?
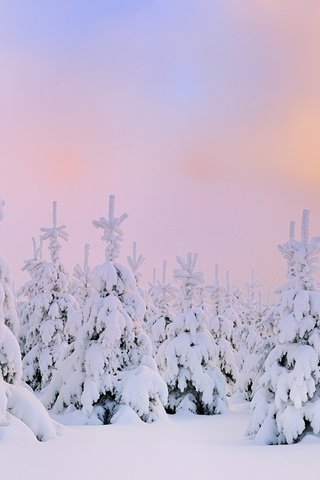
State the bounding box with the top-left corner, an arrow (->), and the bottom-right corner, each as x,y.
1,195 -> 320,445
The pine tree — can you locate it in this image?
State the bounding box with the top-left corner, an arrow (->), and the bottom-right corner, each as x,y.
46,195 -> 167,423
207,266 -> 239,396
157,253 -> 227,414
0,200 -> 56,441
127,243 -> 170,354
0,257 -> 20,337
0,199 -> 19,337
19,202 -> 81,393
70,243 -> 93,309
127,241 -> 145,286
146,261 -> 177,356
224,272 -> 246,362
237,273 -> 272,401
247,210 -> 320,444
18,237 -> 44,356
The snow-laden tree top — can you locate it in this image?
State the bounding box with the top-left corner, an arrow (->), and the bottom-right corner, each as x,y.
41,201 -> 68,263
127,242 -> 145,283
22,237 -> 42,273
247,209 -> 320,444
278,209 -> 320,290
149,260 -> 177,313
174,253 -> 203,307
246,270 -> 260,306
74,243 -> 90,283
93,194 -> 128,262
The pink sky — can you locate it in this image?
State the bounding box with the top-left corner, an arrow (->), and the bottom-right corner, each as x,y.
1,1 -> 320,293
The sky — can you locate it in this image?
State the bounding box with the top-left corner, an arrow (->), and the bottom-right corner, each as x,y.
0,0 -> 320,294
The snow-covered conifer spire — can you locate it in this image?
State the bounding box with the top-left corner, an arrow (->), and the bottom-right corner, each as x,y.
32,237 -> 37,260
174,252 -> 203,306
258,290 -> 262,309
148,259 -> 176,317
289,220 -> 295,241
246,270 -> 259,305
33,237 -> 43,261
40,201 -> 68,263
93,194 -> 128,261
279,210 -> 320,288
301,209 -> 310,245
22,237 -> 42,273
74,243 -> 90,283
152,267 -> 157,285
127,242 -> 145,283
214,264 -> 219,286
266,289 -> 270,307
162,260 -> 167,284
279,219 -> 298,280
71,242 -> 92,309
38,237 -> 43,260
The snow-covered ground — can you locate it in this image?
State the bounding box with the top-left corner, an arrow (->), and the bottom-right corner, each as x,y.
2,402 -> 320,480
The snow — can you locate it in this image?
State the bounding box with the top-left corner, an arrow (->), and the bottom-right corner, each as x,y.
248,210 -> 320,444
4,197 -> 320,469
19,202 -> 81,394
45,196 -> 167,423
6,383 -> 57,441
157,252 -> 227,414
2,401 -> 320,480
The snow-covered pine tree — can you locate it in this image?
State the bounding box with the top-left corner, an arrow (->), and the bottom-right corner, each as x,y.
0,257 -> 20,338
46,195 -> 167,424
70,243 -> 93,309
223,271 -> 245,362
247,210 -> 320,444
18,237 -> 44,356
236,272 -> 272,401
20,201 -> 81,393
127,241 -> 145,286
0,201 -> 56,441
0,199 -> 19,337
0,310 -> 57,441
126,241 -> 155,324
127,242 -> 168,353
206,265 -> 239,396
146,261 -> 177,356
157,253 -> 227,414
